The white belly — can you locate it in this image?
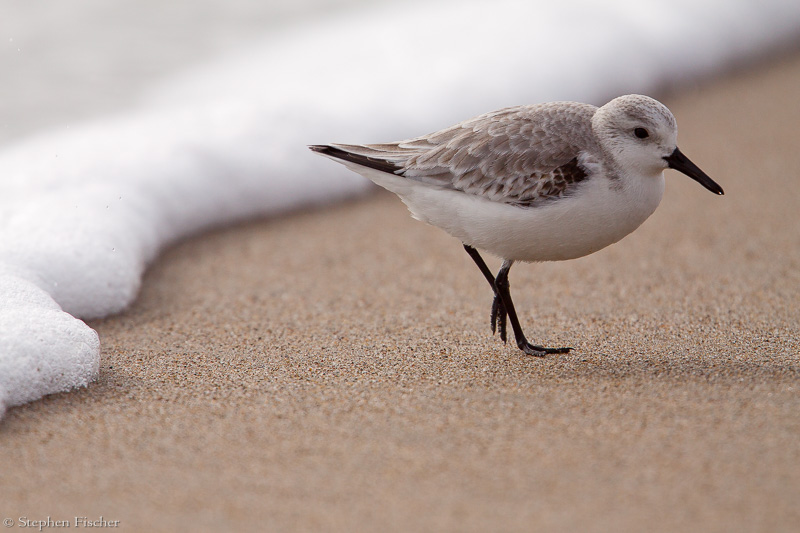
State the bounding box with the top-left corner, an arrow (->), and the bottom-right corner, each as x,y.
349,163 -> 665,262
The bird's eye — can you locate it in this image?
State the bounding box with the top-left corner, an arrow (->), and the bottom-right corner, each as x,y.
634,127 -> 649,139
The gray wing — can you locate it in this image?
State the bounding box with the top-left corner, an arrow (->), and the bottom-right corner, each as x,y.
315,102 -> 600,206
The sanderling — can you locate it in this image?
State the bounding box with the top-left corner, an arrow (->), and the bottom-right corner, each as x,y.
311,94 -> 723,356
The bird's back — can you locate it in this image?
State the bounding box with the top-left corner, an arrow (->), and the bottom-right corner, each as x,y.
313,102 -> 601,207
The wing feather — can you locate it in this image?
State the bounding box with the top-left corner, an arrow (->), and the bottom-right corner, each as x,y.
317,101 -> 601,206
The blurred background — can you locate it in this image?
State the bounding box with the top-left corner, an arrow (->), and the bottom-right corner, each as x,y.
1,3 -> 799,530
5,0 -> 799,149
0,0 -> 369,145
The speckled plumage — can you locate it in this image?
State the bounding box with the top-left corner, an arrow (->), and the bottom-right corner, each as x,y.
327,102 -> 600,206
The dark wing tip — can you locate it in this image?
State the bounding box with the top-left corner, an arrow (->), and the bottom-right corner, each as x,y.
308,144 -> 402,175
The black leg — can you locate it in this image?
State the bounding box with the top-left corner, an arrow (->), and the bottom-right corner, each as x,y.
462,244 -> 495,287
490,294 -> 508,343
494,259 -> 571,356
463,244 -> 507,340
463,244 -> 571,357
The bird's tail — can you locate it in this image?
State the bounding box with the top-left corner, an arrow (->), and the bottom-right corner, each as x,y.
309,143 -> 415,175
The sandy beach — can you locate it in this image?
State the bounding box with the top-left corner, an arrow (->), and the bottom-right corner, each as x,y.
1,51 -> 799,532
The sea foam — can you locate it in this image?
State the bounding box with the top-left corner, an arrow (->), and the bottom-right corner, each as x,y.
2,0 -> 799,417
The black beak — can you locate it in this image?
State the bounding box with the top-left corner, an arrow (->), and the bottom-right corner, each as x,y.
663,147 -> 723,195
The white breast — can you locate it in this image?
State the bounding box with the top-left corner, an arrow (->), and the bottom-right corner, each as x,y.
347,162 -> 665,262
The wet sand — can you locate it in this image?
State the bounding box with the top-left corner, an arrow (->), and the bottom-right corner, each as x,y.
1,55 -> 799,532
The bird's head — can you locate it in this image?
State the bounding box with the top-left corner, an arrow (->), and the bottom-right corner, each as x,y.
592,94 -> 723,195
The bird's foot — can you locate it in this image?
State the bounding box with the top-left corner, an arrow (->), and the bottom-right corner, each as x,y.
517,341 -> 572,357
490,294 -> 508,343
